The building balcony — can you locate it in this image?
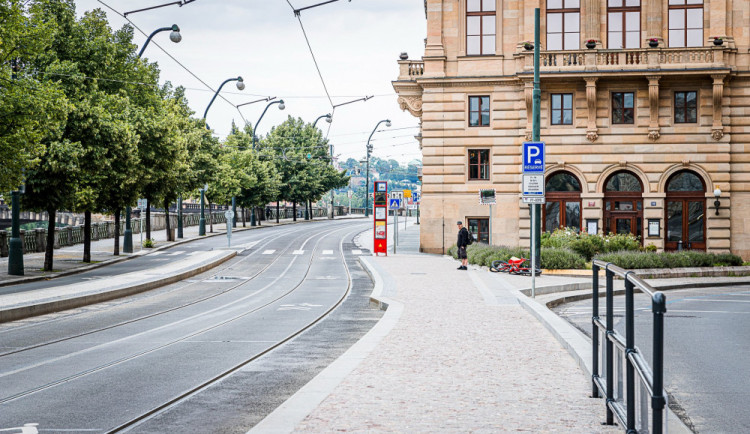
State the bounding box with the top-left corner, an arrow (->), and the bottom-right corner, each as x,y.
397,60 -> 425,81
518,46 -> 734,77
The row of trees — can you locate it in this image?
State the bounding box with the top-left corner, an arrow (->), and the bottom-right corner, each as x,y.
0,0 -> 348,271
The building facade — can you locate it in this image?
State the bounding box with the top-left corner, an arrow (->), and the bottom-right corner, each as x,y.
393,0 -> 750,258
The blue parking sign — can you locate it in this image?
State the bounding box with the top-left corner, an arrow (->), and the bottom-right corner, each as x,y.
522,142 -> 545,173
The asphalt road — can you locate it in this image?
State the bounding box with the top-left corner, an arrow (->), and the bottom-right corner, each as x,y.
553,285 -> 750,433
0,219 -> 381,433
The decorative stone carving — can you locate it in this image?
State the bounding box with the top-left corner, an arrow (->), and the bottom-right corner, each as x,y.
682,160 -> 690,167
397,96 -> 423,117
712,74 -> 726,141
585,77 -> 598,141
647,76 -> 661,141
619,160 -> 627,168
525,130 -> 533,141
586,131 -> 598,142
648,130 -> 660,141
712,129 -> 724,141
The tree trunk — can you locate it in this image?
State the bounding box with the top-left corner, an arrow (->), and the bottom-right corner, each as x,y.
113,209 -> 121,256
242,207 -> 246,227
146,198 -> 151,240
83,211 -> 91,263
209,200 -> 214,233
44,209 -> 56,271
292,202 -> 297,222
276,202 -> 280,223
164,198 -> 172,241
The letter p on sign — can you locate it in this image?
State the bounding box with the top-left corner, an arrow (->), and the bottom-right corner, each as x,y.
522,142 -> 545,173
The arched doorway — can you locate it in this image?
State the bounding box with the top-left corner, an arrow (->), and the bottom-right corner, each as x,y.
603,171 -> 643,240
543,171 -> 582,233
665,170 -> 706,251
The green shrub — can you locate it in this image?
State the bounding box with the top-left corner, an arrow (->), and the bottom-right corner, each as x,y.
595,250 -> 745,269
602,232 -> 640,253
541,247 -> 586,269
447,244 -> 457,259
714,253 -> 743,266
142,238 -> 155,248
645,243 -> 658,252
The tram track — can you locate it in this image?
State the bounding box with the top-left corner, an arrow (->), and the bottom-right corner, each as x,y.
0,221 -> 354,357
0,222 -> 368,410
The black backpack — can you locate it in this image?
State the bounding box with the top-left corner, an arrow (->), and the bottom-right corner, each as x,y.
465,228 -> 475,245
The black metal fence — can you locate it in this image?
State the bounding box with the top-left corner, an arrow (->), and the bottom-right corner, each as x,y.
591,260 -> 667,433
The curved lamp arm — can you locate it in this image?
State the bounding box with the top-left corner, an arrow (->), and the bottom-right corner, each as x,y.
138,24 -> 181,58
252,99 -> 285,147
313,113 -> 333,128
204,76 -> 244,128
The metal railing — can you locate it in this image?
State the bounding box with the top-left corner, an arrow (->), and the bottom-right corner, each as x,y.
591,260 -> 667,433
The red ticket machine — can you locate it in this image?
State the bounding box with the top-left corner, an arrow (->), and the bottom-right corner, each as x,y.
373,181 -> 388,255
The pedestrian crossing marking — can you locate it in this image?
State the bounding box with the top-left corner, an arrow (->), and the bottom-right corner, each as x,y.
293,250 -> 305,255
149,251 -> 165,256
167,250 -> 185,256
352,249 -> 363,255
263,250 -> 275,255
322,250 -> 333,255
187,251 -> 203,256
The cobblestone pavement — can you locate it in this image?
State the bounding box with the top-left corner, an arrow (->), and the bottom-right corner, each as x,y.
294,255 -> 620,433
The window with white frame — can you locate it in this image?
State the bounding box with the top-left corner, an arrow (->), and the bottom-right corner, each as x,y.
668,0 -> 703,47
547,0 -> 580,51
608,0 -> 640,49
467,0 -> 496,55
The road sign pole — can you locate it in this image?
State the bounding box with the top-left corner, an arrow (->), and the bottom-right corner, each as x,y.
531,8 -> 542,271
531,204 -> 536,297
489,204 -> 493,246
394,210 -> 398,254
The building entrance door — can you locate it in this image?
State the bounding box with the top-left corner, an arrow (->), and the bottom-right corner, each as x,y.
603,171 -> 643,241
665,171 -> 706,251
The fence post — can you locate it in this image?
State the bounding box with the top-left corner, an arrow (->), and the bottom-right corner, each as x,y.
19,229 -> 26,254
54,228 -> 60,249
624,272 -> 636,432
652,292 -> 667,434
35,228 -> 46,252
605,264 -> 615,425
66,226 -> 73,246
592,262 -> 600,398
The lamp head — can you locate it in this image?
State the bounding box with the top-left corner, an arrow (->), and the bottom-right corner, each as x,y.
325,113 -> 333,123
714,187 -> 722,198
169,24 -> 182,43
385,119 -> 392,127
236,77 -> 245,91
204,183 -> 209,191
278,99 -> 285,110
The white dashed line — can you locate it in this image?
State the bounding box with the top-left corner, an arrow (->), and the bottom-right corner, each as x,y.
322,250 -> 333,255
293,250 -> 305,255
352,249 -> 363,255
263,250 -> 275,255
167,250 -> 185,256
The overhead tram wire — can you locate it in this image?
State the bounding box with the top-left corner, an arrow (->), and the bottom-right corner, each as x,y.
97,0 -> 247,124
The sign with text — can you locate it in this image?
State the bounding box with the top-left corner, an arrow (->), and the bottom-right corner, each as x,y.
523,174 -> 545,196
522,197 -> 545,204
403,189 -> 412,198
522,142 -> 545,173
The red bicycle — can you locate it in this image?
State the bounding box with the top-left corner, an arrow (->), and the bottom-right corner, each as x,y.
490,257 -> 542,276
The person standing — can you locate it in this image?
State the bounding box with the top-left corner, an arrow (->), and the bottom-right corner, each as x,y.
456,221 -> 470,270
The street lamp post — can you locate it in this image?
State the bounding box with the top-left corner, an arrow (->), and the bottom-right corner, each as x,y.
313,114 -> 335,220
126,24 -> 183,253
204,76 -> 245,130
8,188 -> 24,275
177,195 -> 183,238
250,99 -> 285,226
365,119 -> 391,217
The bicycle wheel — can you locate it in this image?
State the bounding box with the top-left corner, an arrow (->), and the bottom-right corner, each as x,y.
490,260 -> 510,272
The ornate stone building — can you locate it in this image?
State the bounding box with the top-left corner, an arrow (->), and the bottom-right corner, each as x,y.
394,0 -> 750,258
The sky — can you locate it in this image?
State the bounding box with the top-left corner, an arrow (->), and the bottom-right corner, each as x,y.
72,0 -> 426,165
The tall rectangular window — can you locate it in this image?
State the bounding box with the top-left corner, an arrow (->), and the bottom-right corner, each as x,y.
469,96 -> 490,127
668,0 -> 703,47
547,0 -> 580,50
467,0 -> 496,55
551,93 -> 574,125
674,91 -> 698,123
468,149 -> 490,180
612,92 -> 635,124
608,0 -> 640,49
468,218 -> 490,243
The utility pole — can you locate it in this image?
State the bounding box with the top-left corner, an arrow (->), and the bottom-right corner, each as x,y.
531,8 -> 542,294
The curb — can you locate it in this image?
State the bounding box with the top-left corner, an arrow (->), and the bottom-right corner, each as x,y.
248,256 -> 403,434
0,250 -> 237,323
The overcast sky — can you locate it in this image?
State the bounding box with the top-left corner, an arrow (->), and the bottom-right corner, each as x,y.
72,0 -> 425,165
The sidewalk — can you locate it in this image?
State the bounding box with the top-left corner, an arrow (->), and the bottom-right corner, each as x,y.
254,221 -> 621,433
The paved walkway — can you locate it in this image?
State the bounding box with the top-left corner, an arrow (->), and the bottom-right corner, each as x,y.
255,221 -> 621,433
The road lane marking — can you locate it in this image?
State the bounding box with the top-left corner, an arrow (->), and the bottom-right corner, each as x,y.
352,249 -> 363,255
322,250 -> 333,255
277,303 -> 323,311
668,310 -> 750,314
683,299 -> 750,303
293,250 -> 305,255
148,251 -> 165,256
187,251 -> 204,256
263,250 -> 275,255
167,250 -> 185,256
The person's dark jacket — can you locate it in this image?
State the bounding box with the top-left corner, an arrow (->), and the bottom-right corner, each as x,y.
457,227 -> 470,248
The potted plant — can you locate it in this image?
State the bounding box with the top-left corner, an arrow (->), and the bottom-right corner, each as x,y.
522,41 -> 534,51
586,39 -> 597,49
712,36 -> 724,46
648,38 -> 659,48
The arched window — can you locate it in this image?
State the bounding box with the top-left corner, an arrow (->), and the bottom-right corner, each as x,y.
665,170 -> 706,251
603,171 -> 643,240
543,171 -> 582,233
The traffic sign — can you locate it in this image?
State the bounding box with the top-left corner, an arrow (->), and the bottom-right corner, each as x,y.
404,189 -> 412,198
137,198 -> 147,210
479,189 -> 496,205
522,197 -> 546,204
413,192 -> 421,203
523,174 -> 545,196
522,142 -> 545,173
224,210 -> 235,220
389,198 -> 402,210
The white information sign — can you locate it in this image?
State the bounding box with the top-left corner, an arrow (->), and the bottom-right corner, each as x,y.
522,197 -> 546,204
523,174 -> 545,196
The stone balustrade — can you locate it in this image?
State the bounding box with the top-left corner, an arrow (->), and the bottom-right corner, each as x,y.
397,60 -> 425,80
